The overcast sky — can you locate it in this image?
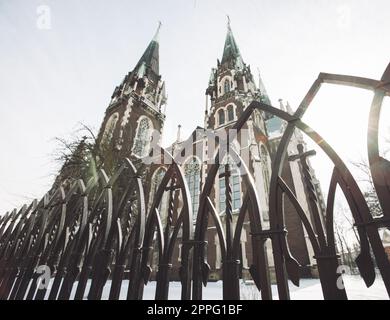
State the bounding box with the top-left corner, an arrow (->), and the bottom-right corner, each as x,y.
0,0 -> 389,214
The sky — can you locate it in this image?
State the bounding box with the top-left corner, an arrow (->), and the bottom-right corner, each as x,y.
0,0 -> 389,214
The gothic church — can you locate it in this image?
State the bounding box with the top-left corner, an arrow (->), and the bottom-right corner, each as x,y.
89,22 -> 326,281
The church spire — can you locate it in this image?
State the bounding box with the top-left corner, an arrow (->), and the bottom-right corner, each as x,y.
133,22 -> 161,76
152,21 -> 162,42
221,17 -> 243,67
257,68 -> 271,106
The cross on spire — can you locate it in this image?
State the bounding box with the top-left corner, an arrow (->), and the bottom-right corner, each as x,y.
221,16 -> 242,66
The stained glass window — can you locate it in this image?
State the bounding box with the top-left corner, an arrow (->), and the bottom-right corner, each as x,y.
260,145 -> 270,196
101,112 -> 119,145
227,105 -> 234,121
150,168 -> 165,204
224,79 -> 231,94
149,167 -> 168,225
218,109 -> 225,125
133,117 -> 152,157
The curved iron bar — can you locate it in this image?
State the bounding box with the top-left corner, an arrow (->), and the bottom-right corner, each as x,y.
10,187 -> 66,300
73,169 -> 112,300
191,134 -> 274,300
301,66 -> 390,224
140,147 -> 193,300
229,147 -> 276,299
325,167 -> 376,288
52,177 -> 96,300
0,200 -> 37,297
1,195 -> 45,299
0,209 -> 19,248
1,194 -> 51,300
24,186 -> 68,300
237,76 -> 390,299
0,206 -> 26,259
320,66 -> 390,222
108,158 -> 146,300
88,158 -> 146,300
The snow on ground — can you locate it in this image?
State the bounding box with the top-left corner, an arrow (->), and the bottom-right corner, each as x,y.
39,274 -> 388,300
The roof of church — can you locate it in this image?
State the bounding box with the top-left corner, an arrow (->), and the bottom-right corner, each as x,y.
221,20 -> 243,66
133,23 -> 161,76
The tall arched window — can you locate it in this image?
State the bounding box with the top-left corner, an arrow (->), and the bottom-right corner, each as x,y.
149,168 -> 166,206
149,167 -> 168,225
132,117 -> 153,157
101,112 -> 119,145
224,78 -> 231,94
260,145 -> 270,196
227,105 -> 234,121
184,157 -> 201,221
219,157 -> 241,213
218,109 -> 225,126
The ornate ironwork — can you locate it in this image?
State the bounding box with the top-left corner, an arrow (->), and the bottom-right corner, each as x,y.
0,63 -> 389,300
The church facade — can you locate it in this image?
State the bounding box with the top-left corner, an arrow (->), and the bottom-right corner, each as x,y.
93,22 -> 326,281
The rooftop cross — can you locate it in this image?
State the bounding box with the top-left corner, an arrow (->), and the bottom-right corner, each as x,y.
288,143 -> 316,163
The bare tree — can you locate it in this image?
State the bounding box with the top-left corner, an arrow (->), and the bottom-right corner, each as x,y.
334,202 -> 360,272
51,122 -> 104,189
350,157 -> 384,218
349,126 -> 389,217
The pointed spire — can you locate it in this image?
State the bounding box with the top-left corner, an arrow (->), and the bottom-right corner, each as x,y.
221,17 -> 242,66
152,21 -> 162,42
257,68 -> 271,105
278,98 -> 285,111
133,22 -> 161,76
176,124 -> 182,142
286,101 -> 294,114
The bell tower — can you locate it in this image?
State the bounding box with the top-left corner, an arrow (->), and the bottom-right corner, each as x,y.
204,19 -> 269,133
96,23 -> 167,172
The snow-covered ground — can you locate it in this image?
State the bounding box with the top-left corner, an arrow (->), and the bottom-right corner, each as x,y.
38,274 -> 388,300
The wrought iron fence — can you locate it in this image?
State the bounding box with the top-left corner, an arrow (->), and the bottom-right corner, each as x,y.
0,63 -> 389,300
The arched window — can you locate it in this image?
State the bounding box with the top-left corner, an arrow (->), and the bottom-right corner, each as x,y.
218,109 -> 225,126
227,105 -> 234,121
132,117 -> 153,157
184,157 -> 201,221
260,145 -> 270,196
101,112 -> 119,145
256,112 -> 262,127
219,157 -> 241,213
149,168 -> 166,206
224,78 -> 231,94
149,167 -> 168,225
